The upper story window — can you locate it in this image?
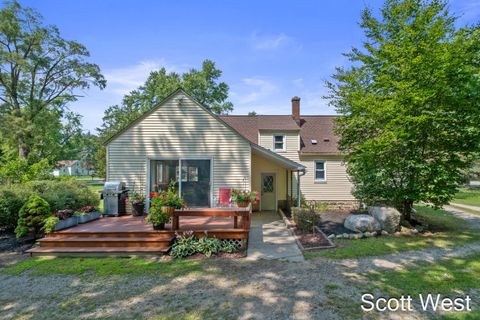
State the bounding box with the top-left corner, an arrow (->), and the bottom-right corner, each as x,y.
273,135 -> 286,151
315,160 -> 326,182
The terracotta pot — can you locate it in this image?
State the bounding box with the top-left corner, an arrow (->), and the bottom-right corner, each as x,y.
153,223 -> 165,230
132,203 -> 145,216
161,206 -> 175,215
237,201 -> 249,208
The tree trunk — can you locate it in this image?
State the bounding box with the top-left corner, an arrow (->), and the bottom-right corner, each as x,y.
401,200 -> 413,223
18,138 -> 29,160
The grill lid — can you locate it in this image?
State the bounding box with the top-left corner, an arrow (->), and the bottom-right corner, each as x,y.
103,181 -> 125,192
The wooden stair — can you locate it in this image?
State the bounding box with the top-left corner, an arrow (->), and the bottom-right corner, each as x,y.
27,231 -> 175,257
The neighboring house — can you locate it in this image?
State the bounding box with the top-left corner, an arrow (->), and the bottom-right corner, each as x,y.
53,160 -> 90,177
105,89 -> 355,211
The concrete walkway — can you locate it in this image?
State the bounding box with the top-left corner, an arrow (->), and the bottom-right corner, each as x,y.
246,211 -> 304,262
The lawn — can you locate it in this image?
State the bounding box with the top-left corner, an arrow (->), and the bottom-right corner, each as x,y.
1,257 -> 206,277
367,253 -> 480,319
305,206 -> 480,260
86,182 -> 104,213
452,187 -> 480,207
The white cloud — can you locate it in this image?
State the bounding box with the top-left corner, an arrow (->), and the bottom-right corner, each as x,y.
249,31 -> 293,50
104,59 -> 188,96
69,58 -> 189,132
231,77 -> 278,105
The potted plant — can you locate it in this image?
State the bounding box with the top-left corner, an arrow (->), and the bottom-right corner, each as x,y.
231,189 -> 258,208
75,205 -> 100,224
52,209 -> 78,230
146,194 -> 170,230
162,186 -> 185,214
128,191 -> 145,216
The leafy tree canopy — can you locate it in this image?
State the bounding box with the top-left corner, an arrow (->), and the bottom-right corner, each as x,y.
0,1 -> 105,162
326,0 -> 480,220
98,59 -> 233,138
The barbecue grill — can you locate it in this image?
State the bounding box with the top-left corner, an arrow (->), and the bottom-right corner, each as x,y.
100,181 -> 128,216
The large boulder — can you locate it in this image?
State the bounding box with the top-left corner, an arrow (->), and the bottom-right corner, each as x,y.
344,214 -> 381,233
368,206 -> 401,233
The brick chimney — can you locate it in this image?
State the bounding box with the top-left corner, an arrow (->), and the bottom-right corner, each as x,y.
291,96 -> 300,124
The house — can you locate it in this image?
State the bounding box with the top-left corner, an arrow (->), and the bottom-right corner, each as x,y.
105,89 -> 355,211
53,160 -> 90,177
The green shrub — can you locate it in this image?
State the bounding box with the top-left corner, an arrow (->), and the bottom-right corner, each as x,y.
196,237 -> 222,257
170,232 -> 238,258
0,190 -> 24,230
15,195 -> 51,238
42,216 -> 59,234
220,241 -> 237,253
291,207 -> 321,232
26,180 -> 98,211
171,232 -> 198,258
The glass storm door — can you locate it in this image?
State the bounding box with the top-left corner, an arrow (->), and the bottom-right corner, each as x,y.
180,159 -> 211,207
261,173 -> 276,211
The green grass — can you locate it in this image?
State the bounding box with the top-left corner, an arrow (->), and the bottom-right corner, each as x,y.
367,253 -> 480,319
87,184 -> 104,213
0,257 -> 206,277
368,253 -> 480,296
453,187 -> 480,207
305,206 -> 480,260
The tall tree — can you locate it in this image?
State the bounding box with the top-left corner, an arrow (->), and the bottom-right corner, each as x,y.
326,0 -> 480,221
0,1 -> 105,161
98,60 -> 233,138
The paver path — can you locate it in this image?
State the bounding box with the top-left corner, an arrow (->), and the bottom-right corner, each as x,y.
246,211 -> 304,262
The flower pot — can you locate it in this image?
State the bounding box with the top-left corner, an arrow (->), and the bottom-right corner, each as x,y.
161,206 -> 175,215
54,216 -> 79,231
132,203 -> 145,216
237,201 -> 249,208
153,223 -> 165,230
78,211 -> 100,224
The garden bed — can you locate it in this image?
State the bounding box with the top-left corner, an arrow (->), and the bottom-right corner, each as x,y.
279,209 -> 335,250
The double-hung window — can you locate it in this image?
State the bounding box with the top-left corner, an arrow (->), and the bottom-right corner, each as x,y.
273,135 -> 285,151
315,161 -> 326,182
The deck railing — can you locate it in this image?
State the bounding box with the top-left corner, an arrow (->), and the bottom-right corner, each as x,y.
171,205 -> 252,231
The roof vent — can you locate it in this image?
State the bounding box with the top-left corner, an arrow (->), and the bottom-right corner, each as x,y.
323,138 -> 330,142
311,139 -> 318,144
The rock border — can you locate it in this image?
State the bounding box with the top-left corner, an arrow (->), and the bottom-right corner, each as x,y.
278,209 -> 335,251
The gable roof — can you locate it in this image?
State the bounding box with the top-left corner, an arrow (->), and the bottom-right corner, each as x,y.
56,160 -> 79,168
220,114 -> 340,154
103,88 -> 305,170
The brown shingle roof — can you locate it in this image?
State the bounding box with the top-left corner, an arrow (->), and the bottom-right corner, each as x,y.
220,115 -> 340,153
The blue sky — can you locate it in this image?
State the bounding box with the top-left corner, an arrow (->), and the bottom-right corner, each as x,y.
18,0 -> 480,132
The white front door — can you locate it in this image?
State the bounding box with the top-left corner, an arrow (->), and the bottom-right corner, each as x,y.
261,173 -> 276,211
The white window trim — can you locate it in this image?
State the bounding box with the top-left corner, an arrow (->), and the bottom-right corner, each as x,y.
273,134 -> 286,152
314,160 -> 327,183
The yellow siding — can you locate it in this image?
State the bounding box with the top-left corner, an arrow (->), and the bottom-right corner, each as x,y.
107,92 -> 251,202
299,155 -> 354,201
251,152 -> 288,203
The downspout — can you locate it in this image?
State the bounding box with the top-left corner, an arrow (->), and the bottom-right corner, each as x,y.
297,168 -> 306,207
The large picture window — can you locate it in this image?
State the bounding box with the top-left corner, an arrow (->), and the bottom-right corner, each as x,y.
150,159 -> 211,207
314,161 -> 326,182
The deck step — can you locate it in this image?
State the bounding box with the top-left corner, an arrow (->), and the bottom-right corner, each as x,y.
27,246 -> 170,256
38,236 -> 174,248
47,231 -> 173,238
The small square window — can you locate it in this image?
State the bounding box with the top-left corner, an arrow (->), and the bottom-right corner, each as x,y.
273,135 -> 285,151
315,161 -> 326,181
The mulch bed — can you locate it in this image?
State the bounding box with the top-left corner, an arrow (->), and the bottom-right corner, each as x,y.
293,228 -> 332,249
0,230 -> 34,253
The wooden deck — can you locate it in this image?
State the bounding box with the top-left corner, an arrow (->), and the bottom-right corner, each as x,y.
28,207 -> 251,256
